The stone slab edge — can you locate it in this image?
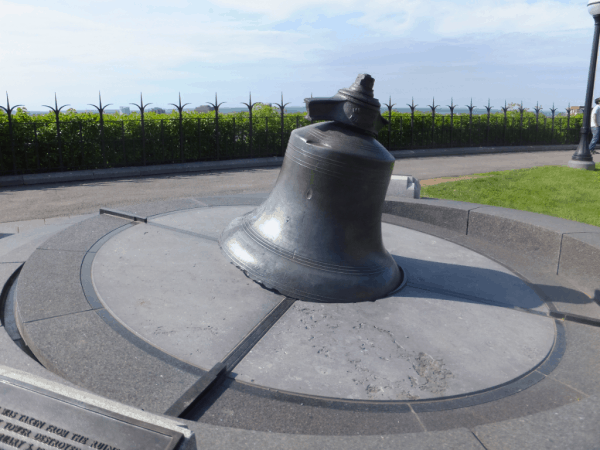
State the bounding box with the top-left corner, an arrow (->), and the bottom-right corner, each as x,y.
383,197 -> 600,306
0,145 -> 575,187
389,143 -> 576,159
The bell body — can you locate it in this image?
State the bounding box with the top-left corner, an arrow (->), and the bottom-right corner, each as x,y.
219,121 -> 401,303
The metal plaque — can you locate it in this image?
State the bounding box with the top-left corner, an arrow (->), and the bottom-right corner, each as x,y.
0,376 -> 184,450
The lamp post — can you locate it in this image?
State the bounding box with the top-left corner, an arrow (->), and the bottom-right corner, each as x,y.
568,0 -> 600,170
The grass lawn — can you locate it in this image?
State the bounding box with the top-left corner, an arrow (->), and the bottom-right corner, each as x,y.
421,163 -> 600,227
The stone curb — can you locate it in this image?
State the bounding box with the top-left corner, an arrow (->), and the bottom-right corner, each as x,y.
0,145 -> 578,188
389,144 -> 577,159
383,196 -> 600,303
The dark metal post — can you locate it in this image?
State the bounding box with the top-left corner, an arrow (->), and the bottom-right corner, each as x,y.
206,93 -> 225,160
466,99 -> 476,146
78,121 -> 83,168
0,93 -> 23,175
161,119 -> 165,162
407,98 -> 417,147
274,93 -> 290,156
501,101 -> 509,145
241,93 -> 257,158
169,93 -> 190,163
130,93 -> 152,166
197,118 -> 201,160
42,93 -> 69,170
266,117 -> 269,155
383,96 -> 395,150
233,117 -> 236,156
440,115 -> 445,145
399,115 -> 403,147
122,120 -> 126,166
35,122 -> 41,170
447,98 -> 457,147
566,104 -> 571,143
550,104 -> 557,144
484,99 -> 493,146
533,102 -> 542,145
518,102 -> 525,145
428,97 -> 439,147
570,13 -> 600,167
88,92 -> 112,168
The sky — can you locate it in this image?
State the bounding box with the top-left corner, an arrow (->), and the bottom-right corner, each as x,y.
0,0 -> 595,112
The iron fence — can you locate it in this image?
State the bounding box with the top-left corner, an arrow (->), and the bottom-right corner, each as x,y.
0,93 -> 584,176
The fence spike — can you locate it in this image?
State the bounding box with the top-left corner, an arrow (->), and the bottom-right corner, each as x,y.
0,92 -> 23,116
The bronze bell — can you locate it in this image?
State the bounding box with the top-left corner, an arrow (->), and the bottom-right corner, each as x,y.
219,74 -> 401,302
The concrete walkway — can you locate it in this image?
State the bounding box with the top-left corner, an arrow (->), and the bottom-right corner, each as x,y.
0,149 -> 579,225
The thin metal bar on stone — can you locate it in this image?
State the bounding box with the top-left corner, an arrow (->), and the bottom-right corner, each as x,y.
219,74 -> 401,303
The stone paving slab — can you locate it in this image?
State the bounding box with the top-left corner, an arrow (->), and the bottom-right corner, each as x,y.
117,198 -> 205,219
17,250 -> 91,323
559,232 -> 600,303
151,205 -> 257,240
474,394 -> 600,450
0,263 -> 20,295
0,219 -> 45,234
382,223 -> 548,312
186,421 -> 486,449
0,327 -> 81,389
191,378 -> 425,435
0,223 -> 75,263
548,320 -> 600,397
416,377 -> 582,432
233,286 -> 554,400
38,214 -> 130,252
19,310 -> 203,414
446,235 -> 600,321
17,249 -> 92,322
92,218 -> 284,369
383,212 -> 600,321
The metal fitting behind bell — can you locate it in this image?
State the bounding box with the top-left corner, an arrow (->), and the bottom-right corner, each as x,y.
305,74 -> 389,136
219,74 -> 401,303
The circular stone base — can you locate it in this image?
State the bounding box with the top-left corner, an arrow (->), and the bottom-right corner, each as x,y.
91,206 -> 555,402
567,159 -> 596,170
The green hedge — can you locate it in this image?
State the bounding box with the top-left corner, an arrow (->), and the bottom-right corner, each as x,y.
0,105 -> 583,176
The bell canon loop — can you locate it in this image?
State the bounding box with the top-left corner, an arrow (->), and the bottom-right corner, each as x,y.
219,73 -> 401,303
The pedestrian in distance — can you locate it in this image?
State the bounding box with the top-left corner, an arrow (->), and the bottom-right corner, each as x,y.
589,97 -> 600,154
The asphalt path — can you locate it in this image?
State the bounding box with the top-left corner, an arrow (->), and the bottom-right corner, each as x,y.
0,150 -> 577,223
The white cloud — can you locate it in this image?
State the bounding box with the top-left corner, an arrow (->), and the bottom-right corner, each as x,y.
208,0 -> 589,36
0,0 -> 593,109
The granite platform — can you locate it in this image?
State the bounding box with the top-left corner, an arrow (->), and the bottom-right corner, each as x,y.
0,192 -> 599,449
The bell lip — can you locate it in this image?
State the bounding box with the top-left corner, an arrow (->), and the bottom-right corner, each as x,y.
221,222 -> 404,303
384,264 -> 408,298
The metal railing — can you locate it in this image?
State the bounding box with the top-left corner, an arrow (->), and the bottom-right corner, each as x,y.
0,94 -> 583,176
